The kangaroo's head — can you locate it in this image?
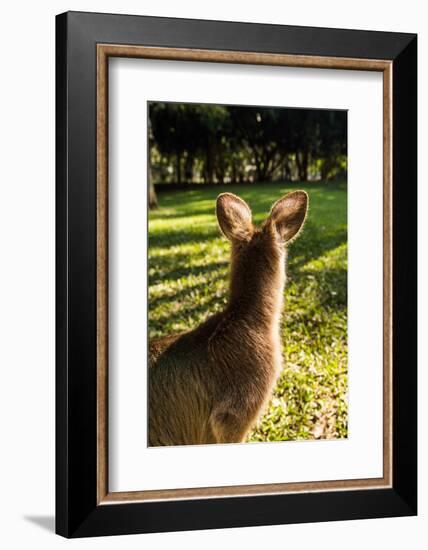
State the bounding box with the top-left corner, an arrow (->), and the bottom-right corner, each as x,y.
216,191 -> 308,312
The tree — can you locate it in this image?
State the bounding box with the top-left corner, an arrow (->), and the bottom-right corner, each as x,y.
229,106 -> 292,182
148,102 -> 347,185
147,116 -> 158,208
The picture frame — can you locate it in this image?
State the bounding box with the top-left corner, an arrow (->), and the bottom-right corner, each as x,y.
56,10 -> 417,538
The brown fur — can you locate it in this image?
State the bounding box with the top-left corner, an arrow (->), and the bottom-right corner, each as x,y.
148,190 -> 308,446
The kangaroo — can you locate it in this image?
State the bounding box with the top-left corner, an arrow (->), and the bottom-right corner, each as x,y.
148,190 -> 308,446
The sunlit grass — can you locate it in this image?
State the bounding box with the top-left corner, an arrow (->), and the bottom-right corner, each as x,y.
149,182 -> 348,441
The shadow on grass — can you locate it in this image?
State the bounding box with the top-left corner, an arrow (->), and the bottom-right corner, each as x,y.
148,182 -> 347,338
149,292 -> 226,337
150,182 -> 347,274
149,228 -> 220,248
287,225 -> 347,272
149,272 -> 225,310
149,224 -> 347,292
149,256 -> 227,287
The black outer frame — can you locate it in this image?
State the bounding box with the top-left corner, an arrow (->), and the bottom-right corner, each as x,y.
56,11 -> 417,538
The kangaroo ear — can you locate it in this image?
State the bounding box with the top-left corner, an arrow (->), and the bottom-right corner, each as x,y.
268,190 -> 308,243
216,193 -> 253,242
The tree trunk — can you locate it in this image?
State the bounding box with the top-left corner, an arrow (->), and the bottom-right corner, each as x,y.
147,116 -> 158,209
253,151 -> 263,182
296,151 -> 309,181
148,152 -> 158,209
231,162 -> 237,184
184,154 -> 193,183
283,156 -> 292,181
149,180 -> 158,209
321,156 -> 336,180
176,152 -> 181,184
204,144 -> 215,184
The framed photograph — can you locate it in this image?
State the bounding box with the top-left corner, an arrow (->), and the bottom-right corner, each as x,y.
56,11 -> 417,538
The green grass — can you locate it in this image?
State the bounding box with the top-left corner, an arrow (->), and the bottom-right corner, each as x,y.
148,182 -> 348,441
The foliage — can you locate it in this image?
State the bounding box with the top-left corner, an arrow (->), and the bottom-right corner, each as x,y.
148,182 -> 348,442
149,103 -> 347,185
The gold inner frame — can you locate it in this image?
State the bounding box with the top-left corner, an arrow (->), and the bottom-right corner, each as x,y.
96,44 -> 393,505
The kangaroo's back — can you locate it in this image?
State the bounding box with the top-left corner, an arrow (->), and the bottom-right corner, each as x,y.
148,191 -> 308,446
149,314 -> 223,446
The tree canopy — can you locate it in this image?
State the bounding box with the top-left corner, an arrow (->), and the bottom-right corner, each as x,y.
149,102 -> 347,185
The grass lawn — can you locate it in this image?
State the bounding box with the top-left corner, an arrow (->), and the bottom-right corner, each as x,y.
148,182 -> 348,441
